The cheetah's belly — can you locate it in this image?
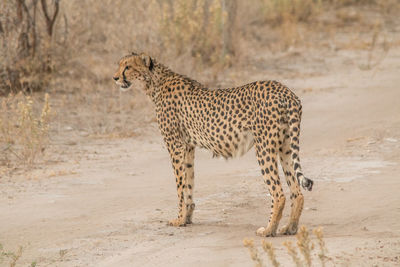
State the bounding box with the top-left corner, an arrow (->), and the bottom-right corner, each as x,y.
230,130 -> 254,158
184,126 -> 254,159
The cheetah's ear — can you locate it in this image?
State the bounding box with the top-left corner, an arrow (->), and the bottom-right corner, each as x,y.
131,51 -> 138,56
140,53 -> 153,70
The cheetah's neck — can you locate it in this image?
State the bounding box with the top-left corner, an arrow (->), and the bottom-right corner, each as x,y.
147,61 -> 204,103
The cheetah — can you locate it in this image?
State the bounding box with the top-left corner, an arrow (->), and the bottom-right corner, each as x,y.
113,52 -> 314,237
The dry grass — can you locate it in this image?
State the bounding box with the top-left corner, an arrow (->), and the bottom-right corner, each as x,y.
283,241 -> 303,267
2,0 -> 398,92
244,226 -> 330,267
260,0 -> 322,26
296,226 -> 314,266
160,0 -> 236,68
243,239 -> 264,267
257,0 -> 322,50
0,93 -> 51,171
261,240 -> 280,267
256,0 -> 399,51
313,227 -> 329,266
0,243 -> 23,267
0,0 -> 65,95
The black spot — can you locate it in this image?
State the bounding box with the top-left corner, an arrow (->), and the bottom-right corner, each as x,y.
294,163 -> 300,170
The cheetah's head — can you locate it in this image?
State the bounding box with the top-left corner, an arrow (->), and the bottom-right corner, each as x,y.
113,52 -> 153,92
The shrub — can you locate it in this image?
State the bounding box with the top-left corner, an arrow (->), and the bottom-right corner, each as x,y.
0,0 -> 62,95
159,0 -> 237,67
260,0 -> 322,26
0,93 -> 52,169
244,226 -> 330,267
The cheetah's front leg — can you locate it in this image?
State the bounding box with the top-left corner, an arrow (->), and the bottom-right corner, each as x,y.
184,145 -> 195,224
166,142 -> 190,227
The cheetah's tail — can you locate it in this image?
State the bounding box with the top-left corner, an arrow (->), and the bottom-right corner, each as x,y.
287,98 -> 314,191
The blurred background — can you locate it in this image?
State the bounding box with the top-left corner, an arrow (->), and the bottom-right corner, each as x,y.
0,0 -> 399,170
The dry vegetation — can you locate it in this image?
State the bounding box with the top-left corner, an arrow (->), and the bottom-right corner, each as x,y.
0,0 -> 399,174
160,0 -> 237,67
244,226 -> 330,267
0,243 -> 23,267
0,0 -> 63,95
0,92 -> 51,172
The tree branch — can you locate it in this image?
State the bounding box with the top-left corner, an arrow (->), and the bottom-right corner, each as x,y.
40,0 -> 59,36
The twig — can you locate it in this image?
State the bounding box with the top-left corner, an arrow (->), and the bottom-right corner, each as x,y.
40,0 -> 60,36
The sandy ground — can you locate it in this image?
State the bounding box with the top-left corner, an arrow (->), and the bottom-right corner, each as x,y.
1,46 -> 400,266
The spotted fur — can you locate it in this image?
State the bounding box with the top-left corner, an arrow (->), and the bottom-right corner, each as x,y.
113,52 -> 313,236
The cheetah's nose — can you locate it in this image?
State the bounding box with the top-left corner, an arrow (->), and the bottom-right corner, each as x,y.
113,76 -> 119,81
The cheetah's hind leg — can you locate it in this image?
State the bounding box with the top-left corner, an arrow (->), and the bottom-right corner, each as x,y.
278,103 -> 313,235
253,126 -> 286,237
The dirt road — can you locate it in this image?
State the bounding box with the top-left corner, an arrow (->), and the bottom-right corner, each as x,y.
1,47 -> 400,266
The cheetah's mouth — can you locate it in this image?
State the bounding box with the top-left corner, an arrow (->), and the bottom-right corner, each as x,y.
119,80 -> 132,92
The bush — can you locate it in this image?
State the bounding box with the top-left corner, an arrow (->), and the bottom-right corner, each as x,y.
243,226 -> 330,267
260,0 -> 322,26
160,0 -> 237,67
0,0 -> 63,95
0,93 -> 51,169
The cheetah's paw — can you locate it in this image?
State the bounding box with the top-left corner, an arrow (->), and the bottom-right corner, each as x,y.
185,216 -> 193,224
168,218 -> 186,227
279,223 -> 298,235
185,203 -> 195,224
256,226 -> 276,237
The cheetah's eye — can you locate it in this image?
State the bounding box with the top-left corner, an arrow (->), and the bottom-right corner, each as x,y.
124,66 -> 130,71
